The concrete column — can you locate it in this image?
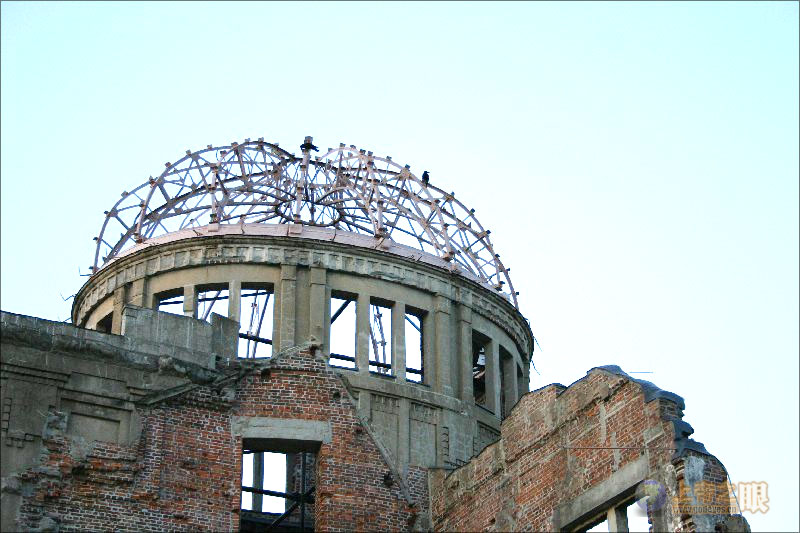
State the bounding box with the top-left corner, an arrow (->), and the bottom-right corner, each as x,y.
607,506 -> 629,532
434,296 -> 453,396
422,312 -> 435,387
309,268 -> 326,345
356,293 -> 370,374
278,265 -> 296,351
398,398 -> 410,473
503,355 -> 519,415
485,340 -> 502,417
392,302 -> 406,380
110,285 -> 127,335
358,390 -> 371,421
182,285 -> 197,318
128,278 -> 147,307
520,360 -> 531,397
253,452 -> 264,512
458,305 -> 474,404
323,287 -> 332,355
228,279 -> 242,322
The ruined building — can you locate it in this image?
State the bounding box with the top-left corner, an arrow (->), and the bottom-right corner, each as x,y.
1,137 -> 748,532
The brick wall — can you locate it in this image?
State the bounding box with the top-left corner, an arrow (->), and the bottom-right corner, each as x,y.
11,345 -> 427,532
429,366 -> 749,532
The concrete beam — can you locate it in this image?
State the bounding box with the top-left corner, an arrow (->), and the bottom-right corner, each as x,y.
392,302 -> 406,381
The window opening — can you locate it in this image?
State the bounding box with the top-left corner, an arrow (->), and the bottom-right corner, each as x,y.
329,294 -> 356,369
197,285 -> 229,322
472,331 -> 490,408
240,446 -> 315,532
95,312 -> 113,333
239,285 -> 274,358
576,497 -> 649,532
156,289 -> 184,316
369,301 -> 391,375
404,310 -> 424,383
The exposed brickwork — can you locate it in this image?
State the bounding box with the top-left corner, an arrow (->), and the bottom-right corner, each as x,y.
430,368 -> 748,532
10,346 -> 427,532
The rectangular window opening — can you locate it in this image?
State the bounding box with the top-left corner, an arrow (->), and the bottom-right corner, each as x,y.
95,312 -> 113,333
239,284 -> 274,359
472,331 -> 490,408
404,309 -> 424,383
197,284 -> 229,322
369,300 -> 392,375
329,293 -> 356,369
156,289 -> 185,316
576,498 -> 647,533
240,443 -> 316,532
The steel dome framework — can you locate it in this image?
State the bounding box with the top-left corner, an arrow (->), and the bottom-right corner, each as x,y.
92,136 -> 518,307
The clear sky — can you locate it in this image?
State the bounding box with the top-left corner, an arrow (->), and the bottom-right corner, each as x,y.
1,2 -> 797,530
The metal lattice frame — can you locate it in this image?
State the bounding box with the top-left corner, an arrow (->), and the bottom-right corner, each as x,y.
92,137 -> 518,307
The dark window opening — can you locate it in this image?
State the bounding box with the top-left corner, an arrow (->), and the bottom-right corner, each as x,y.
95,312 -> 113,333
404,309 -> 424,383
239,284 -> 274,359
472,331 -> 490,408
329,293 -> 356,369
156,288 -> 185,316
369,301 -> 392,375
240,441 -> 316,532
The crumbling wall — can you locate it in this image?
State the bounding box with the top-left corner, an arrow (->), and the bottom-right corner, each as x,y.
1,310 -> 427,532
429,366 -> 749,532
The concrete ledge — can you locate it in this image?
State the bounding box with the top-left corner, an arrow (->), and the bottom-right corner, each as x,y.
231,416 -> 332,444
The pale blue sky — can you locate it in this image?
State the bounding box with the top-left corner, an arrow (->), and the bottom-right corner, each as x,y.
2,2 -> 797,530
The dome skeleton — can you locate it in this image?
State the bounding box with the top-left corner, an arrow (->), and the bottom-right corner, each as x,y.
93,136 -> 518,307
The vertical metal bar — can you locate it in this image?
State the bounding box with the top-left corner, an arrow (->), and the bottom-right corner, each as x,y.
253,452 -> 264,512
300,452 -> 307,532
252,293 -> 271,357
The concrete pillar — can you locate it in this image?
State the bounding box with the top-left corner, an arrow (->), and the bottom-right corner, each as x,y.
485,340 -> 502,417
422,312 -> 435,387
323,287 -> 332,355
607,506 -> 629,532
228,279 -> 242,322
458,305 -> 474,404
398,398 -> 410,473
392,302 -> 406,380
278,265 -> 296,351
128,278 -> 147,307
253,452 -> 264,512
356,293 -> 370,374
309,268 -> 326,345
182,285 -> 197,318
520,360 -> 531,397
434,296 -> 453,396
110,285 -> 127,334
503,354 -> 519,415
517,363 -> 528,400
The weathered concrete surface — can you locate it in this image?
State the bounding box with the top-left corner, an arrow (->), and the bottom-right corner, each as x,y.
429,367 -> 750,532
0,309 -> 239,532
71,233 -> 536,478
1,318 -> 428,532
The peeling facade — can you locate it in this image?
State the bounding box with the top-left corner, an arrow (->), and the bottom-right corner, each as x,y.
1,137 -> 749,532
